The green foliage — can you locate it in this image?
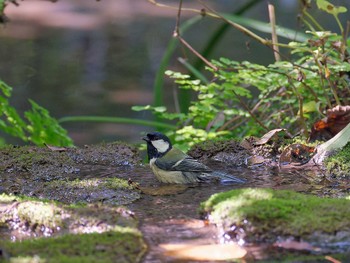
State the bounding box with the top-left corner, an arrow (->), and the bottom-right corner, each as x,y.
0,80 -> 73,146
133,1 -> 350,151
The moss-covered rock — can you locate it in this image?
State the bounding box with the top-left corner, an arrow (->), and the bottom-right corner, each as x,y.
0,143 -> 142,205
0,194 -> 139,239
0,145 -> 78,182
0,229 -> 146,263
41,177 -> 141,205
67,141 -> 141,166
200,188 -> 350,245
325,143 -> 350,179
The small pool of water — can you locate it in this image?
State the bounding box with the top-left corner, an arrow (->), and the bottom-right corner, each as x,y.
105,163 -> 348,262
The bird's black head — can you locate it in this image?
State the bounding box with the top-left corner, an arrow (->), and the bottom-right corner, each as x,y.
142,132 -> 172,160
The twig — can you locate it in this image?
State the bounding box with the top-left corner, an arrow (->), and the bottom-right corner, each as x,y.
288,79 -> 308,137
173,0 -> 218,71
176,36 -> 218,71
231,89 -> 269,131
197,0 -> 270,46
268,4 -> 280,61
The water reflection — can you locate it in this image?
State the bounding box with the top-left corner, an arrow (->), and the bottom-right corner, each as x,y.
1,1 -> 350,146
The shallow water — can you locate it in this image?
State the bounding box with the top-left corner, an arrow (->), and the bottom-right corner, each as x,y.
107,163 -> 349,262
1,160 -> 349,262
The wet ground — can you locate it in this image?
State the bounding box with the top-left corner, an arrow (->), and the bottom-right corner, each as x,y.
0,143 -> 349,262
116,162 -> 348,262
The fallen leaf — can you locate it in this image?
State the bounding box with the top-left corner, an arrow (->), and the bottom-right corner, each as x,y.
280,144 -> 315,166
309,105 -> 350,142
247,155 -> 265,165
44,143 -> 67,152
160,243 -> 247,261
240,137 -> 256,150
254,129 -> 291,146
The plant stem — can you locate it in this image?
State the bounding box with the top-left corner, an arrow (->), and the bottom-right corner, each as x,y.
198,0 -> 270,46
193,0 -> 263,70
334,15 -> 344,35
58,116 -> 176,129
268,4 -> 281,62
231,89 -> 269,131
153,16 -> 202,108
303,10 -> 324,31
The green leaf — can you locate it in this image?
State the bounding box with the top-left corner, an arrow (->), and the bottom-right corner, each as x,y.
0,80 -> 12,97
316,0 -> 347,15
131,105 -> 152,111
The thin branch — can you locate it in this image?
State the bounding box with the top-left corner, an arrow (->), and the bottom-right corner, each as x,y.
268,4 -> 281,62
173,0 -> 218,71
197,0 -> 270,46
231,89 -> 269,131
176,36 -> 218,70
174,0 -> 182,33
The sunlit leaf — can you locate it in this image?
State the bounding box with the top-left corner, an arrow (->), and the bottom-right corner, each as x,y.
316,0 -> 347,15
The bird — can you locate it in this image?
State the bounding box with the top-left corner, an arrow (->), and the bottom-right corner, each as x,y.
142,132 -> 245,184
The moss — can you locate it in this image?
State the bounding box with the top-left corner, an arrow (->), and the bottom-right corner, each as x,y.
0,145 -> 74,168
0,194 -> 139,238
325,143 -> 350,178
200,188 -> 350,241
0,229 -> 146,263
16,201 -> 64,229
48,177 -> 133,191
0,194 -> 63,226
42,177 -> 140,205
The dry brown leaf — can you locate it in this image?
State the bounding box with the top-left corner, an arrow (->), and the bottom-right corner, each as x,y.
280,144 -> 315,166
160,243 -> 247,261
309,105 -> 350,142
240,137 -> 256,150
247,155 -> 265,165
254,128 -> 290,146
44,143 -> 68,152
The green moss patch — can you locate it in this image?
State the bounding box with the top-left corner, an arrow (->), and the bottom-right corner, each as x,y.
0,145 -> 78,181
325,143 -> 350,178
0,194 -> 139,239
0,229 -> 146,263
42,177 -> 141,205
200,188 -> 350,242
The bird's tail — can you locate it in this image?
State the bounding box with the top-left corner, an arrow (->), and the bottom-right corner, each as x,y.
212,171 -> 246,184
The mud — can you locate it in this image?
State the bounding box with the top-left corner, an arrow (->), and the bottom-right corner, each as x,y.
0,140 -> 349,262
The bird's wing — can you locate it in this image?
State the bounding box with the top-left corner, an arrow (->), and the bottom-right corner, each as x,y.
155,147 -> 211,172
171,156 -> 212,172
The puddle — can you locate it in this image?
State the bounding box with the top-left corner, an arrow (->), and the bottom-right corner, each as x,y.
1,162 -> 349,262
117,163 -> 349,262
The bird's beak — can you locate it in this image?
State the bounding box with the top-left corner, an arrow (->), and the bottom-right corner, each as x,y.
142,136 -> 150,142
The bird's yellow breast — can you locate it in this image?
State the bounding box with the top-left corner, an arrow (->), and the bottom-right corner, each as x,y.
150,158 -> 190,184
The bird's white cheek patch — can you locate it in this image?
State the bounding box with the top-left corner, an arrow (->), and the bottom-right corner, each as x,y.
151,139 -> 169,153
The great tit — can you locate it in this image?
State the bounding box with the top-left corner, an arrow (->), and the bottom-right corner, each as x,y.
142,132 -> 245,184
